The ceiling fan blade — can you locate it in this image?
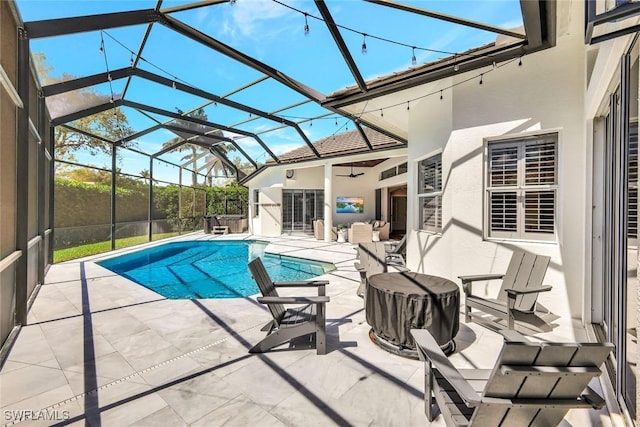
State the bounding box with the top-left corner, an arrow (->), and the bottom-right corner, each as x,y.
354,172 -> 365,176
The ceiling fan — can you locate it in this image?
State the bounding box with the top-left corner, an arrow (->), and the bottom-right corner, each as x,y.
337,164 -> 364,178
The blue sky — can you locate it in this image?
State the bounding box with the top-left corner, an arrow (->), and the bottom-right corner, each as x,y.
16,0 -> 523,183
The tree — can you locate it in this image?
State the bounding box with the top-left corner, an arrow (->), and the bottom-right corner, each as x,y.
35,53 -> 135,162
161,108 -> 236,186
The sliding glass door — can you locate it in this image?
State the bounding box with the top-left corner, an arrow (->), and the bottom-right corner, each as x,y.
594,36 -> 638,419
282,190 -> 324,233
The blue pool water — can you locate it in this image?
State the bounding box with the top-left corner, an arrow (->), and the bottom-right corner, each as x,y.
98,240 -> 334,299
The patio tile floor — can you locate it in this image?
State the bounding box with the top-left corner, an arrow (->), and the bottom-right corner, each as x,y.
0,233 -> 619,426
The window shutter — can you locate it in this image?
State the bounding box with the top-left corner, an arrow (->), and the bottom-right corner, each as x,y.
629,123 -> 638,239
420,157 -> 442,193
489,145 -> 518,187
487,134 -> 557,240
490,192 -> 517,233
420,195 -> 441,231
525,138 -> 556,185
524,190 -> 555,233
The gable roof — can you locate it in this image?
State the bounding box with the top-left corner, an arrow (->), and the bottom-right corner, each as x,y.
269,127 -> 404,164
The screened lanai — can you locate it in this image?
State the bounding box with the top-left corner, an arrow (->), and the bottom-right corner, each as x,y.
1,0 -> 556,367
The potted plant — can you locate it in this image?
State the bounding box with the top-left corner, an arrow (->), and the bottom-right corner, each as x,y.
336,224 -> 347,243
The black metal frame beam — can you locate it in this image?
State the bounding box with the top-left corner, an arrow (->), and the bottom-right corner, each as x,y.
586,0 -> 640,44
161,14 -> 326,103
51,99 -> 123,126
366,0 -> 526,39
324,1 -> 555,108
161,0 -> 228,14
121,100 -> 265,166
24,9 -> 162,39
60,124 -> 114,144
591,23 -> 640,45
354,122 -> 374,150
323,41 -> 528,108
314,0 -> 367,92
15,27 -> 30,326
42,68 -> 134,97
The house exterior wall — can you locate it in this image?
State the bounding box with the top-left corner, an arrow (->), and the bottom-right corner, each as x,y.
405,0 -> 586,320
247,153 -> 407,236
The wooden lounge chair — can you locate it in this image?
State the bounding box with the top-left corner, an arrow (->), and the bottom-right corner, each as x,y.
460,251 -> 553,331
248,257 -> 330,355
411,328 -> 613,426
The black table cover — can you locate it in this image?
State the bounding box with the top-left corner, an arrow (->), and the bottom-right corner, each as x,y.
366,271 -> 460,352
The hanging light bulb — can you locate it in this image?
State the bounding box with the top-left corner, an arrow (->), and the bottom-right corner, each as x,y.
440,90 -> 443,100
229,0 -> 236,4
99,40 -> 104,54
518,56 -> 523,66
492,61 -> 496,69
406,101 -> 410,111
304,13 -> 309,35
380,109 -> 384,117
172,80 -> 177,89
479,74 -> 483,85
361,34 -> 367,54
309,120 -> 313,128
107,73 -> 112,81
411,47 -> 417,66
130,53 -> 135,67
454,63 -> 459,72
335,117 -> 338,126
110,96 -> 114,104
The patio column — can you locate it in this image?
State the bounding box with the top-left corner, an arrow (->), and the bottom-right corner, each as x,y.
324,164 -> 332,242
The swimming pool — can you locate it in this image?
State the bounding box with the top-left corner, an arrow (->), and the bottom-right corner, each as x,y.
98,240 -> 335,299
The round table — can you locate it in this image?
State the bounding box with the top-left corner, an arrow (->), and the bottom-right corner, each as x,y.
366,272 -> 460,358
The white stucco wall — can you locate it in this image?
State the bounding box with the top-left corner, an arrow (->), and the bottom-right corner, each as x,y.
405,0 -> 586,320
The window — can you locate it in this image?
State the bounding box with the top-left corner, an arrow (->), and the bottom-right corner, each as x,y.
380,162 -> 408,180
253,189 -> 259,217
486,134 -> 557,240
417,154 -> 442,233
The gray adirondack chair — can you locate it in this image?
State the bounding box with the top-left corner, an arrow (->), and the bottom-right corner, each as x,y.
385,234 -> 407,266
354,242 -> 409,297
248,257 -> 330,355
411,329 -> 613,426
354,242 -> 388,297
460,251 -> 553,331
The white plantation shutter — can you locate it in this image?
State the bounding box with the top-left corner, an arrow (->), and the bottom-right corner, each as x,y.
487,135 -> 557,240
629,124 -> 638,241
418,155 -> 442,233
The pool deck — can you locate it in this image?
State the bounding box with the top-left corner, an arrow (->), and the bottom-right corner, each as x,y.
0,233 -> 623,426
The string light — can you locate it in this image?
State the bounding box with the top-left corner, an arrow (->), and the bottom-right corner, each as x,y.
479,74 -> 483,85
99,39 -> 104,54
361,34 -> 367,54
518,56 -> 523,66
107,73 -> 112,81
440,90 -> 443,100
411,47 -> 417,66
454,63 -> 460,72
406,101 -> 410,111
172,80 -> 177,89
335,118 -> 338,126
130,53 -> 135,67
304,13 -> 309,35
380,109 -> 384,117
309,119 -> 313,127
